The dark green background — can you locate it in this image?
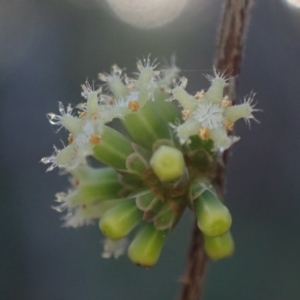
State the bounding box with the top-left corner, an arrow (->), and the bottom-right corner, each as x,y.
0,0 -> 299,299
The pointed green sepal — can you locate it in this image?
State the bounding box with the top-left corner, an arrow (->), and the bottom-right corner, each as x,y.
127,223 -> 167,268
153,202 -> 184,231
99,199 -> 142,240
204,231 -> 235,261
126,152 -> 149,175
135,191 -> 164,221
188,148 -> 214,172
194,189 -> 232,237
117,169 -> 143,190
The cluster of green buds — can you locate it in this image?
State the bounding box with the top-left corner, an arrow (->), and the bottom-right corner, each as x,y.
42,57 -> 257,267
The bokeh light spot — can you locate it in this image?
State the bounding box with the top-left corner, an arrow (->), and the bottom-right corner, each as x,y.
105,0 -> 189,28
286,0 -> 300,7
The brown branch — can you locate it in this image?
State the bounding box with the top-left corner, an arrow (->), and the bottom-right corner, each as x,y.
177,219 -> 208,300
215,0 -> 254,101
178,1 -> 254,300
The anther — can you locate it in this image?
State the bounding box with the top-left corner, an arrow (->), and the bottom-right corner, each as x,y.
68,134 -> 74,144
182,109 -> 191,120
224,119 -> 234,132
89,134 -> 101,145
198,127 -> 210,140
128,101 -> 140,112
194,90 -> 205,100
221,96 -> 232,107
79,111 -> 87,119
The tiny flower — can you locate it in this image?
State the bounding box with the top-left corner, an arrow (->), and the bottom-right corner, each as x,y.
102,237 -> 128,259
99,64 -> 128,100
62,206 -> 95,228
41,144 -> 77,172
47,102 -> 83,135
190,101 -> 224,129
204,68 -> 229,87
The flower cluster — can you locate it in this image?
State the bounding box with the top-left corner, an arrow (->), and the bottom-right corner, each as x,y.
172,70 -> 258,149
42,58 -> 258,267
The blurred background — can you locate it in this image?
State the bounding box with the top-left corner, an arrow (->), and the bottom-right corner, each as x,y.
0,0 -> 300,299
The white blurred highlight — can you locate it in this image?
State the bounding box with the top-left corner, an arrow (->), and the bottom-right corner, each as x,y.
286,0 -> 300,7
105,0 -> 189,28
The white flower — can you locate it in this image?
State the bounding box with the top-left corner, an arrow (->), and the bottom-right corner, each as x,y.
62,206 -> 95,228
204,68 -> 229,86
115,90 -> 140,109
41,144 -> 77,172
191,101 -> 224,129
102,237 -> 128,259
47,102 -> 83,135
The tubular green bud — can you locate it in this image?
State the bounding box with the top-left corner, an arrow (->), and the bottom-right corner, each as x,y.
80,198 -> 126,219
194,190 -> 232,237
204,231 -> 235,261
127,223 -> 167,268
150,145 -> 185,182
126,152 -> 148,175
153,91 -> 181,123
99,199 -> 142,240
93,126 -> 134,169
121,101 -> 171,150
66,168 -> 123,207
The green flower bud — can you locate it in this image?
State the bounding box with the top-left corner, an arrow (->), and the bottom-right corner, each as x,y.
99,199 -> 142,240
127,223 -> 167,268
93,126 -> 134,169
66,168 -> 123,207
150,145 -> 185,182
194,190 -> 232,237
153,91 -> 181,123
204,231 -> 235,261
121,101 -> 171,150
